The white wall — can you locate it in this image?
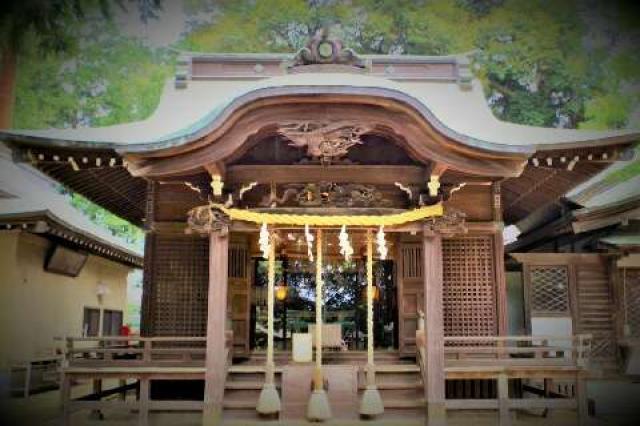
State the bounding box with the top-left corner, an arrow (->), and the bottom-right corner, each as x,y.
0,231 -> 131,368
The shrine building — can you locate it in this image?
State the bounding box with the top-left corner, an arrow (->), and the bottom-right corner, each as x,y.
1,33 -> 639,425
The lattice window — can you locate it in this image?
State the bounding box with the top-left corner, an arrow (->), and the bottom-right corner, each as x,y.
442,236 -> 496,337
229,244 -> 248,279
402,244 -> 423,279
624,268 -> 640,338
590,334 -> 617,359
150,235 -> 209,336
529,266 -> 569,315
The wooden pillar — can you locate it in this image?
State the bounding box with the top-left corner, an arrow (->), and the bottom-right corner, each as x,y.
23,362 -> 31,398
492,182 -> 508,336
497,373 -> 511,426
138,377 -> 150,426
141,181 -> 156,336
576,372 -> 589,426
494,231 -> 508,336
203,230 -> 229,426
61,373 -> 71,426
90,379 -> 103,420
422,229 -> 446,426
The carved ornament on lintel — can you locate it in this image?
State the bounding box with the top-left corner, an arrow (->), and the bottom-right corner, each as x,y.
260,181 -> 392,208
423,208 -> 467,235
277,121 -> 372,164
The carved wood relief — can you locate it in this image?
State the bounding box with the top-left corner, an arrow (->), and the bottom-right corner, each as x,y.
259,182 -> 393,208
186,205 -> 230,234
277,121 -> 372,164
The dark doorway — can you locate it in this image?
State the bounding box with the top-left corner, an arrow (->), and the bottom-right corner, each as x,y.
250,257 -> 397,351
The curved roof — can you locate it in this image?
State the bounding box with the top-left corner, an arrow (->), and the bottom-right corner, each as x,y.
2,72 -> 637,156
0,147 -> 143,266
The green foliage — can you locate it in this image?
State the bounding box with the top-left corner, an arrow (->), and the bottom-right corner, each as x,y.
0,1 -> 163,54
603,160 -> 640,186
127,302 -> 141,330
66,191 -> 144,244
181,0 -> 639,130
14,21 -> 174,129
473,0 -> 590,127
580,93 -> 632,130
17,1 -> 638,134
0,0 -> 88,54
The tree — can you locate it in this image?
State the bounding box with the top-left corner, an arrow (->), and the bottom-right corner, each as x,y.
64,191 -> 144,244
14,21 -> 173,129
180,0 -> 639,131
0,0 -> 162,129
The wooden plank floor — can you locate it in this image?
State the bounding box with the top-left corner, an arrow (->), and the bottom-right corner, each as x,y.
49,409 -> 592,426
6,390 -> 634,426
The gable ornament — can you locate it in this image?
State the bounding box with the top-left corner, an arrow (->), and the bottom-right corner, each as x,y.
288,28 -> 369,70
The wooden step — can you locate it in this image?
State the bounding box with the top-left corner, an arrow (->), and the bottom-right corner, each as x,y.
383,398 -> 426,409
223,400 -> 258,410
225,381 -> 280,390
228,365 -> 283,374
359,381 -> 421,390
370,364 -> 420,373
225,380 -> 281,390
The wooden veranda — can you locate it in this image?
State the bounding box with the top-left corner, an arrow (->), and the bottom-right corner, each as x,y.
60,330 -> 592,426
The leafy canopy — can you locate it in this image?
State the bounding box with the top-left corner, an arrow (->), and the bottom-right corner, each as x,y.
11,0 -> 640,230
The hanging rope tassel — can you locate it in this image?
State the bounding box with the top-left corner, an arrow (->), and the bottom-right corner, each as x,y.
307,229 -> 332,421
360,230 -> 384,417
257,232 -> 281,416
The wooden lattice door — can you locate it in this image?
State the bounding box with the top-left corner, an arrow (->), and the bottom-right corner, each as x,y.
442,236 -> 497,337
398,238 -> 423,356
146,234 -> 209,336
398,235 -> 499,354
228,234 -> 251,356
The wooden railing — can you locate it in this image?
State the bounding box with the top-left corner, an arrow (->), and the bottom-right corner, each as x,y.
60,333 -> 233,426
62,335 -> 212,367
414,327 -> 592,426
444,334 -> 592,368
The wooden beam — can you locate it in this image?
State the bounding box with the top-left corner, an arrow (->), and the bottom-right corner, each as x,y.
204,162 -> 226,177
226,164 -> 426,186
422,228 -> 446,426
510,252 -> 605,266
148,220 -> 504,235
203,230 -> 229,426
572,206 -> 640,234
429,162 -> 449,178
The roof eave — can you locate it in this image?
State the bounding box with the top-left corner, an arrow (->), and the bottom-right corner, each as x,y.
0,209 -> 143,267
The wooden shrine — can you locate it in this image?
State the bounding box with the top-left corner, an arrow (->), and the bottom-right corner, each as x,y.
2,32 -> 639,425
